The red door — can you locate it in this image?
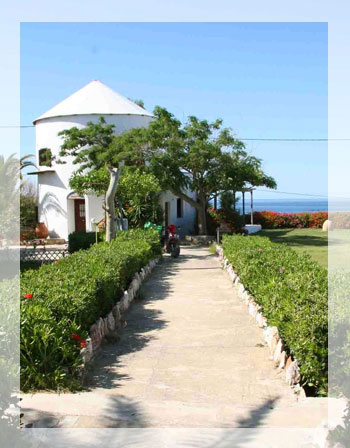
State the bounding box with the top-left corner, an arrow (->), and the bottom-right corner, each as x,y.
74,199 -> 86,231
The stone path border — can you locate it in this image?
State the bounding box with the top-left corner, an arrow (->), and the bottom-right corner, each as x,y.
80,257 -> 161,370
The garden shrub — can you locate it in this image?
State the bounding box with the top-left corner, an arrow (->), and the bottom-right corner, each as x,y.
68,230 -> 104,253
221,234 -> 328,395
21,229 -> 161,391
329,271 -> 350,443
0,277 -> 19,423
208,208 -> 244,232
252,211 -> 328,229
329,271 -> 350,398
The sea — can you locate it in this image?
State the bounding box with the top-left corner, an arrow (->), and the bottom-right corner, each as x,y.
235,199 -> 329,214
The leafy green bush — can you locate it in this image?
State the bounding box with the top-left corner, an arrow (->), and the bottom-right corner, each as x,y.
20,185 -> 38,233
329,271 -> 350,443
68,230 -> 103,253
21,229 -> 161,391
20,260 -> 43,273
208,208 -> 244,233
329,272 -> 350,397
221,234 -> 328,395
119,168 -> 164,227
0,277 -> 19,428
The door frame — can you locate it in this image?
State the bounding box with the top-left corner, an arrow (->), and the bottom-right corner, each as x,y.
164,201 -> 170,227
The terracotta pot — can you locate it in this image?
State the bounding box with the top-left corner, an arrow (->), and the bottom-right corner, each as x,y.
34,222 -> 49,239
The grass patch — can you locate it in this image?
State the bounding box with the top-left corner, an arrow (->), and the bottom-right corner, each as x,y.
208,242 -> 217,254
256,228 -> 328,268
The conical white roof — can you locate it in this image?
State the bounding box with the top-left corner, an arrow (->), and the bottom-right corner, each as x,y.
34,80 -> 153,123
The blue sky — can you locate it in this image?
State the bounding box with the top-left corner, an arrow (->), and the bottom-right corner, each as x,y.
20,22 -> 327,199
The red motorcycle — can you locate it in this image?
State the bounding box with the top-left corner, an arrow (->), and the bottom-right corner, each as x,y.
163,224 -> 181,258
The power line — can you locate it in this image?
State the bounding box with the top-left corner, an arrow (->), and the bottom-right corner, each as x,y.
0,125 -> 348,141
0,125 -> 34,128
256,189 -> 328,198
241,138 -> 334,142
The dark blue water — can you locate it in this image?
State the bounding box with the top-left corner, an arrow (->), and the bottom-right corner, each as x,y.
236,199 -> 328,213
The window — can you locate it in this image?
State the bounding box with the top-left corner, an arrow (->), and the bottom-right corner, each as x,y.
177,198 -> 183,218
79,203 -> 85,218
39,148 -> 52,167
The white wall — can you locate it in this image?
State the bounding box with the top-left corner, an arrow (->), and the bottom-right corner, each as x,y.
35,114 -> 153,240
85,194 -> 105,231
159,190 -> 197,238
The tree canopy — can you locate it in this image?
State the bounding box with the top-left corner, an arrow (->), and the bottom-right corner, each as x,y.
58,107 -> 276,238
144,107 -> 276,234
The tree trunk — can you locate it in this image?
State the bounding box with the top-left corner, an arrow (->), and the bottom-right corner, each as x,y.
197,192 -> 208,235
105,167 -> 121,242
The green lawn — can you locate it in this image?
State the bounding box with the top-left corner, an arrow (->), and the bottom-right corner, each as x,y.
256,228 -> 328,268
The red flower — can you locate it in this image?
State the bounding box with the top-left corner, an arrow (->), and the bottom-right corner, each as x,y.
80,340 -> 86,348
72,334 -> 81,341
24,293 -> 33,299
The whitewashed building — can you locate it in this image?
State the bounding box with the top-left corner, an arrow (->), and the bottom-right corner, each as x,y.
30,80 -> 196,240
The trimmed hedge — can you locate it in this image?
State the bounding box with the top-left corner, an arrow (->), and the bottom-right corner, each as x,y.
329,271 -> 350,398
329,271 -> 350,443
68,230 -> 104,253
0,277 -> 19,419
21,229 -> 161,391
221,234 -> 328,395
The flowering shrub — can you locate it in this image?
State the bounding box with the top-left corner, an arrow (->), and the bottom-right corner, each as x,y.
208,208 -> 244,233
20,229 -> 161,391
252,211 -> 328,229
222,234 -> 328,395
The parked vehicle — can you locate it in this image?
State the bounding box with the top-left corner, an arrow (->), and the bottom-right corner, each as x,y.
144,221 -> 181,258
164,224 -> 181,258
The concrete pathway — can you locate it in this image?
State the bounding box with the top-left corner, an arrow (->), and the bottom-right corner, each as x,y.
21,247 -> 330,435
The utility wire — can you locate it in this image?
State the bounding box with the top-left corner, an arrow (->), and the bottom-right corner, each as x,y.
0,125 -> 349,141
256,189 -> 328,198
240,138 -> 339,142
0,125 -> 34,128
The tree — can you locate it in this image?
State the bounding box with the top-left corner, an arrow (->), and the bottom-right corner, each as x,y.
118,168 -> 163,227
20,154 -> 37,180
20,180 -> 38,233
58,118 -> 126,242
0,155 -> 19,243
145,107 -> 276,235
220,191 -> 238,211
70,166 -> 163,228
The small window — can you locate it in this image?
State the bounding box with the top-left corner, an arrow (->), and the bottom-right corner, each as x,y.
177,198 -> 183,218
79,203 -> 85,218
39,148 -> 52,167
